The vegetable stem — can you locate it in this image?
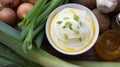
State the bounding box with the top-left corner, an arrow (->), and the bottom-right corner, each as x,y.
0,22 -> 80,67
21,0 -> 47,52
20,0 -> 66,52
0,43 -> 43,67
35,0 -> 64,27
35,30 -> 45,49
18,0 -> 47,29
70,61 -> 120,67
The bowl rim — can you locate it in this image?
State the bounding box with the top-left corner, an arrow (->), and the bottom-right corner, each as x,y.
46,3 -> 99,55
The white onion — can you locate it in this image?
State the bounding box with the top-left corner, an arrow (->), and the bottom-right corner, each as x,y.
17,3 -> 33,20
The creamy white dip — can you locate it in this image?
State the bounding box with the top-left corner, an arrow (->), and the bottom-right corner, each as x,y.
49,8 -> 95,52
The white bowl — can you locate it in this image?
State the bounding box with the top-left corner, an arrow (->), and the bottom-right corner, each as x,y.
46,3 -> 99,55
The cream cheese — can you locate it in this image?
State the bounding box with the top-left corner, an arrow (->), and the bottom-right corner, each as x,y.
49,8 -> 95,52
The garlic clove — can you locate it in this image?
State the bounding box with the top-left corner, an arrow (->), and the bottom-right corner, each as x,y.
97,0 -> 118,13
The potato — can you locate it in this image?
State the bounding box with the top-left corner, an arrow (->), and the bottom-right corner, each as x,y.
70,0 -> 96,9
92,9 -> 110,33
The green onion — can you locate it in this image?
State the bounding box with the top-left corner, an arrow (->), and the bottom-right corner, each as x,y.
63,26 -> 67,29
64,0 -> 69,4
20,0 -> 66,52
57,21 -> 63,24
35,30 -> 45,49
74,30 -> 79,34
41,1 -> 52,13
35,0 -> 65,28
64,34 -> 68,40
78,37 -> 82,41
33,21 -> 46,38
18,0 -> 47,29
64,17 -> 69,20
65,21 -> 73,30
69,24 -> 73,30
22,0 -> 47,53
74,15 -> 79,22
65,22 -> 71,26
20,2 -> 50,40
79,21 -> 83,26
21,17 -> 46,40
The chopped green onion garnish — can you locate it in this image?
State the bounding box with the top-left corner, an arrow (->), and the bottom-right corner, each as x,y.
65,22 -> 71,26
78,37 -> 82,41
69,24 -> 73,30
64,17 -> 69,20
74,29 -> 79,34
64,21 -> 73,30
79,21 -> 83,26
64,34 -> 68,40
73,15 -> 79,22
57,21 -> 62,24
63,26 -> 66,29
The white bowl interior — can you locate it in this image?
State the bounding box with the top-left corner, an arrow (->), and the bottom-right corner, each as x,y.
46,3 -> 99,55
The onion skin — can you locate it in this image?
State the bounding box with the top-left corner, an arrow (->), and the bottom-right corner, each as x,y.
92,9 -> 110,33
17,3 -> 33,20
0,8 -> 16,26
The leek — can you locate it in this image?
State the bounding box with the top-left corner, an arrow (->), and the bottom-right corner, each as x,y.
0,43 -> 43,67
0,22 -> 80,67
70,61 -> 120,67
0,57 -> 19,67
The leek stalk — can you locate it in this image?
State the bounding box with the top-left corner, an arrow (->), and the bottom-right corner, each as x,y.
0,22 -> 80,67
70,61 -> 120,67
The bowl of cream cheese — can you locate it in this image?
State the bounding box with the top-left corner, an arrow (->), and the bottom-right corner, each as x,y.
46,4 -> 99,55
